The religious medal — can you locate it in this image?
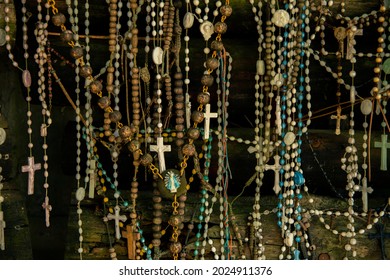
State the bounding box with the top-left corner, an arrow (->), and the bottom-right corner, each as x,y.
272,9 -> 290,28
157,169 -> 187,199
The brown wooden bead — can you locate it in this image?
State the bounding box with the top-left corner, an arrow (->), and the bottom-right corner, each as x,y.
169,242 -> 182,254
52,13 -> 67,26
60,30 -> 74,42
80,65 -> 93,78
197,92 -> 211,105
140,153 -> 153,166
206,57 -> 219,70
128,139 -> 140,152
214,22 -> 227,34
201,74 -> 214,87
119,126 -> 132,139
70,46 -> 84,59
109,110 -> 122,122
98,96 -> 111,109
191,110 -> 204,123
182,144 -> 196,156
103,124 -> 111,131
108,135 -> 116,142
220,4 -> 233,17
91,80 -> 103,94
187,127 -> 201,139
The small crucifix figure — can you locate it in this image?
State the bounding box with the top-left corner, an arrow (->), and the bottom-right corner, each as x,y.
346,24 -> 363,60
203,104 -> 218,140
185,93 -> 192,129
21,156 -> 42,195
150,137 -> 171,173
264,154 -> 282,194
359,177 -> 373,213
330,106 -> 347,135
107,205 -> 127,240
42,196 -> 52,227
88,160 -> 97,199
121,224 -> 140,260
374,134 -> 390,171
0,210 -> 6,250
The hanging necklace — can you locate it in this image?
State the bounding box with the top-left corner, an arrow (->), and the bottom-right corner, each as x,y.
4,0 -> 42,195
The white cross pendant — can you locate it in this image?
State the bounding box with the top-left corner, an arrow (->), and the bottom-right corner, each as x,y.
150,137 -> 171,172
264,154 -> 282,194
203,104 -> 218,140
107,206 -> 127,240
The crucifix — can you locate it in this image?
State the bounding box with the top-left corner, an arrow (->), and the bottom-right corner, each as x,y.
185,93 -> 192,129
330,106 -> 347,135
107,205 -> 127,240
121,224 -> 140,260
346,24 -> 363,60
359,177 -> 373,213
42,196 -> 52,227
334,27 -> 347,58
88,159 -> 97,199
264,154 -> 282,194
150,137 -> 171,173
203,104 -> 218,140
21,156 -> 42,195
0,210 -> 5,250
374,134 -> 390,171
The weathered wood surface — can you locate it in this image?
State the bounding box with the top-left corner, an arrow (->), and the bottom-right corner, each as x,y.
0,182 -> 33,260
65,189 -> 389,260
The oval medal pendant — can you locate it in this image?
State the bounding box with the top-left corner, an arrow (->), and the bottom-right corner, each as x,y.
157,169 -> 187,200
152,47 -> 164,65
22,70 -> 32,88
75,188 -> 85,202
360,99 -> 373,115
200,21 -> 214,41
256,60 -> 265,75
183,12 -> 194,29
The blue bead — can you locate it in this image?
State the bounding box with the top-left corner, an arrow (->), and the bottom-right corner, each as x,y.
298,139 -> 302,145
297,157 -> 301,163
203,175 -> 209,181
301,23 -> 306,29
279,181 -> 284,187
195,241 -> 200,247
301,14 -> 306,19
281,105 -> 286,110
196,233 -> 201,238
298,104 -> 303,110
299,63 -> 305,69
123,201 -> 129,207
102,170 -> 107,176
299,85 -> 304,92
138,229 -> 143,235
300,76 -> 305,83
110,184 -> 115,189
282,73 -> 288,79
283,60 -> 288,66
283,50 -> 288,56
284,31 -> 289,37
280,158 -> 285,165
295,236 -> 301,243
200,198 -> 206,204
282,95 -> 287,101
282,123 -> 287,129
297,193 -> 303,199
199,215 -> 204,221
297,215 -> 302,221
147,249 -> 152,255
281,114 -> 286,120
290,193 -> 295,199
297,205 -> 302,212
140,237 -> 145,243
294,249 -> 300,260
277,202 -> 283,209
277,221 -> 282,227
97,163 -> 102,168
201,189 -> 207,195
197,223 -> 202,230
277,211 -> 282,218
301,41 -> 305,47
298,121 -> 303,128
280,150 -> 286,156
200,206 -> 205,213
194,250 -> 198,256
278,193 -> 283,199
295,223 -> 301,230
106,177 -> 111,182
294,172 -> 304,186
284,3 -> 289,9
298,113 -> 303,119
283,41 -> 288,47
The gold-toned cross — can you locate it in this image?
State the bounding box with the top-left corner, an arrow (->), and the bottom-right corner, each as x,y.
330,106 -> 347,135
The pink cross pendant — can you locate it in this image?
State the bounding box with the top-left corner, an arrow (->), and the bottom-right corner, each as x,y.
21,157 -> 41,195
42,196 -> 52,227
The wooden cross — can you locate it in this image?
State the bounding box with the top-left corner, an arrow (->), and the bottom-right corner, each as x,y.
0,210 -> 5,251
264,154 -> 282,194
368,222 -> 390,260
203,104 -> 218,140
374,134 -> 390,171
107,206 -> 127,240
346,25 -> 363,60
330,106 -> 347,135
121,224 -> 140,260
21,156 -> 41,195
359,177 -> 373,213
88,159 -> 97,199
150,136 -> 171,173
42,196 -> 52,227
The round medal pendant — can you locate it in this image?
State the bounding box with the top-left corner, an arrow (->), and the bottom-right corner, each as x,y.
157,169 -> 187,199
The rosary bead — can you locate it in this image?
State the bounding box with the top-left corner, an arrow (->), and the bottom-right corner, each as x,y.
182,144 -> 196,156
80,65 -> 93,78
60,30 -> 74,42
119,125 -> 132,139
109,110 -> 122,122
220,4 -> 233,17
90,80 -> 104,94
201,74 -> 214,86
211,40 -> 224,51
139,153 -> 153,166
187,128 -> 201,140
214,22 -> 227,34
205,57 -> 219,70
70,46 -> 84,59
128,140 -> 141,152
191,110 -> 205,123
197,92 -> 211,105
52,13 -> 66,26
